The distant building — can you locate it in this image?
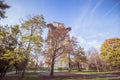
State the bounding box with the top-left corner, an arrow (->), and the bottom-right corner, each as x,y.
45,22 -> 70,69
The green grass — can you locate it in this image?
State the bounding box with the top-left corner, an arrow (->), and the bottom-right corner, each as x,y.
71,71 -> 113,74
73,71 -> 120,75
5,71 -> 120,80
2,76 -> 119,80
39,77 -> 115,80
2,76 -> 39,80
25,71 -> 119,75
35,77 -> 108,80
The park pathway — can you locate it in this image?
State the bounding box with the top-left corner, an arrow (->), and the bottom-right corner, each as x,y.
40,72 -> 120,79
6,71 -> 16,76
5,71 -> 120,79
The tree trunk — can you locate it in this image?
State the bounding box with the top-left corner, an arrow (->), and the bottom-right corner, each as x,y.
68,62 -> 71,72
21,69 -> 25,78
50,56 -> 55,77
21,59 -> 28,78
68,54 -> 71,72
96,65 -> 99,72
15,69 -> 18,74
77,62 -> 81,71
0,66 -> 8,77
35,62 -> 38,72
3,69 -> 7,77
0,72 -> 3,77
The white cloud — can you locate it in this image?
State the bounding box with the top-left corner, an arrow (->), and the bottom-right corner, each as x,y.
88,40 -> 100,50
78,37 -> 100,51
77,36 -> 86,44
87,32 -> 110,39
70,33 -> 101,51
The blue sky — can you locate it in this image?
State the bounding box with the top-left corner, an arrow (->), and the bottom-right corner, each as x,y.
1,0 -> 120,51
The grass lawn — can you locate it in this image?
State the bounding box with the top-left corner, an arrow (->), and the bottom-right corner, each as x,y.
72,71 -> 112,74
2,76 -> 118,80
2,71 -> 119,80
69,71 -> 120,75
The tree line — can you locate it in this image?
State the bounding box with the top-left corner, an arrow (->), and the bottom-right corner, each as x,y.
0,0 -> 120,78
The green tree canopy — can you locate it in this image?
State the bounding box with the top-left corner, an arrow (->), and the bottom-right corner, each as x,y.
0,25 -> 20,77
100,38 -> 120,71
16,15 -> 46,78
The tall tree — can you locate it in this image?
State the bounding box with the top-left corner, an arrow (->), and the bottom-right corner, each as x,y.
65,36 -> 86,71
17,15 -> 46,78
69,37 -> 86,71
87,47 -> 103,72
74,46 -> 86,71
65,36 -> 76,72
100,38 -> 120,71
0,25 -> 20,77
46,22 -> 71,76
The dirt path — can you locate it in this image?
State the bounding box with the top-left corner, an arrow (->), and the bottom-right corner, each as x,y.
6,71 -> 16,76
6,71 -> 120,79
39,72 -> 120,79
